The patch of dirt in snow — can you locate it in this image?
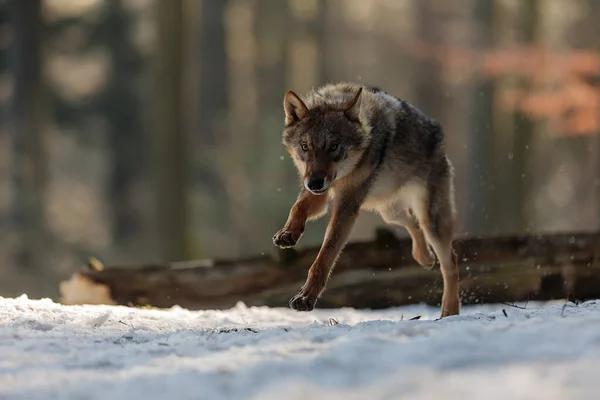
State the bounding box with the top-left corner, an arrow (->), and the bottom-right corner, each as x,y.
1,295 -> 600,400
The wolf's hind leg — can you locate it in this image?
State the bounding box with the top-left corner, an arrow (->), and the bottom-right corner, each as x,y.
414,168 -> 460,318
380,204 -> 436,269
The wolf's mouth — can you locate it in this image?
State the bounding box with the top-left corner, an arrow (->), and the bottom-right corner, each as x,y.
307,188 -> 328,195
304,173 -> 336,195
304,181 -> 330,195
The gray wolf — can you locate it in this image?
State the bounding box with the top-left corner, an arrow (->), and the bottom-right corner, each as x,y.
273,82 -> 460,318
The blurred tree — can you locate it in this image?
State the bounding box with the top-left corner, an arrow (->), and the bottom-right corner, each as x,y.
414,0 -> 444,118
255,0 -> 290,161
550,0 -> 600,231
0,0 -> 7,74
270,0 -> 330,247
555,0 -> 600,229
251,0 -> 291,243
8,0 -> 53,292
286,0 -> 327,89
198,0 -> 228,148
97,0 -> 145,253
466,0 -> 495,234
0,0 -> 8,131
193,0 -> 231,255
154,0 -> 189,262
592,1 -> 600,227
313,0 -> 327,87
509,0 -> 539,232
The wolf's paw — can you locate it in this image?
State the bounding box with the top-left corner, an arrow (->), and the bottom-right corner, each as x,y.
273,228 -> 301,248
289,292 -> 317,312
413,246 -> 436,270
440,294 -> 460,318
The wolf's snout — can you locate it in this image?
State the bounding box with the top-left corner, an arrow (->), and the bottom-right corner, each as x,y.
305,177 -> 329,194
307,177 -> 325,191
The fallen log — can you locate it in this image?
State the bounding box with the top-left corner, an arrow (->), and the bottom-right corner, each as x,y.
59,229 -> 600,310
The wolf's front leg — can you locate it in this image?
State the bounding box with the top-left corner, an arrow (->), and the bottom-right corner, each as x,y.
289,196 -> 361,311
273,189 -> 329,248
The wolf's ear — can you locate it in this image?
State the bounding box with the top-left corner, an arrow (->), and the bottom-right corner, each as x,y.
284,91 -> 308,126
343,87 -> 363,122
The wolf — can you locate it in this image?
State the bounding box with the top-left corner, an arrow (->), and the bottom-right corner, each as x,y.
273,82 -> 460,318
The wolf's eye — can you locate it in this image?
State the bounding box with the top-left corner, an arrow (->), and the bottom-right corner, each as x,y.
301,143 -> 309,152
329,143 -> 338,152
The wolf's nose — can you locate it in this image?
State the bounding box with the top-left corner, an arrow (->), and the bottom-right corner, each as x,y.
307,178 -> 325,191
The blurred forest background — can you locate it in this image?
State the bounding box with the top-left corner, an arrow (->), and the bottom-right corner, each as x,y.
0,0 -> 599,300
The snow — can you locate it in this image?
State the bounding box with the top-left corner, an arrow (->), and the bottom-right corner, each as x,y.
1,295 -> 600,400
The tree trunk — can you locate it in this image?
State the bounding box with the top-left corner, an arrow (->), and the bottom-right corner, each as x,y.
101,0 -> 145,253
0,1 -> 8,135
0,1 -> 8,82
154,0 -> 189,262
414,0 -> 444,118
60,229 -> 600,310
466,0 -> 495,235
197,0 -> 228,147
593,1 -> 600,229
193,0 -> 231,257
249,0 -> 291,247
510,0 -> 539,232
8,0 -> 52,294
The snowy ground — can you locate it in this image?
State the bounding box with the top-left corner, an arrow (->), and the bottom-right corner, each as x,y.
1,296 -> 600,400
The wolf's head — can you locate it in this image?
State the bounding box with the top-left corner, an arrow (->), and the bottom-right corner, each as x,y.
281,87 -> 369,195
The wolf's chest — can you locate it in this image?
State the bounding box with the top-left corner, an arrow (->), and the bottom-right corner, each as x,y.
362,176 -> 426,212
